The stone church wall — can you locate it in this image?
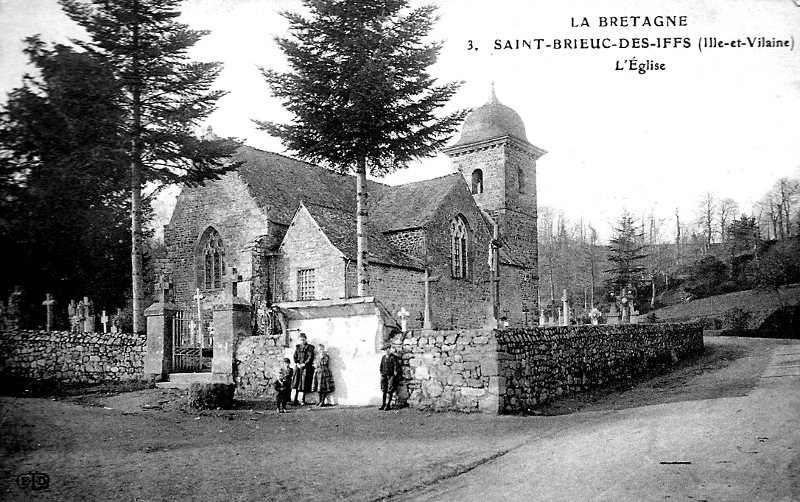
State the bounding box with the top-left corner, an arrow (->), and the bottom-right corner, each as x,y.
425,178 -> 494,330
165,173 -> 271,316
277,208 -> 346,301
394,323 -> 703,413
384,229 -> 426,259
370,264 -> 425,329
0,330 -> 146,384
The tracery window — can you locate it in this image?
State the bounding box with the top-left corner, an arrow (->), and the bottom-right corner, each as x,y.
471,169 -> 484,194
201,228 -> 225,290
450,216 -> 469,279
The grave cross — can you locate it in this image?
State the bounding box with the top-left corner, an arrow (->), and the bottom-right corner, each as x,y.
42,294 -> 56,332
193,288 -> 205,348
100,310 -> 109,333
396,307 -> 410,332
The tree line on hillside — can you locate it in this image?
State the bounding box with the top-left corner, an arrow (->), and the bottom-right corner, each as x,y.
546,180 -> 800,321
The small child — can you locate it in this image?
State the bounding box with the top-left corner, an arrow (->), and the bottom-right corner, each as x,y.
274,358 -> 293,413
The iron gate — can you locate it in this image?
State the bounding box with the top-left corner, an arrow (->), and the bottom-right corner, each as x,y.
172,310 -> 212,373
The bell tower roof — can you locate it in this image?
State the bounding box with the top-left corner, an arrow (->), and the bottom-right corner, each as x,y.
454,83 -> 529,147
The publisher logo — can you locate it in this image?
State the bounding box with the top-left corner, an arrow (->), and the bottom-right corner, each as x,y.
16,472 -> 50,491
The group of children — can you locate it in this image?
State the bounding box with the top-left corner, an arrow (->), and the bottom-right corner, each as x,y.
273,333 -> 335,413
273,335 -> 402,413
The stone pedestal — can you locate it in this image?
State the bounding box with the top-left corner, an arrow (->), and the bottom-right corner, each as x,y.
606,314 -> 621,325
144,301 -> 178,380
212,297 -> 251,384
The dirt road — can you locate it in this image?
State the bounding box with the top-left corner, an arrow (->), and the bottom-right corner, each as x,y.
400,337 -> 800,502
1,336 -> 797,502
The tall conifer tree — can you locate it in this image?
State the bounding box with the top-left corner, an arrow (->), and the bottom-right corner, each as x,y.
0,38 -> 130,319
59,0 -> 240,333
258,0 -> 466,296
605,210 -> 648,299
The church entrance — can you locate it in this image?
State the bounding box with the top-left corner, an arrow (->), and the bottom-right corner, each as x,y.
171,310 -> 213,373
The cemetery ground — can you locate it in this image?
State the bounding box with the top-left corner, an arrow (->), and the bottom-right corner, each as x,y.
1,336 -> 798,502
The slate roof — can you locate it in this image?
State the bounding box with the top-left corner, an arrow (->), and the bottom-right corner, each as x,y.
303,203 -> 424,270
234,146 -> 387,226
369,174 -> 464,232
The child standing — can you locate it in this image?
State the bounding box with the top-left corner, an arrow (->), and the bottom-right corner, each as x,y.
312,344 -> 335,406
274,358 -> 293,413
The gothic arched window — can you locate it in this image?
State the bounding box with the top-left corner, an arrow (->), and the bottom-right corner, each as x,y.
450,216 -> 469,279
199,228 -> 225,290
471,169 -> 484,194
518,166 -> 526,193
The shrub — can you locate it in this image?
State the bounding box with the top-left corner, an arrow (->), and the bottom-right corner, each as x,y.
188,382 -> 235,410
722,308 -> 751,331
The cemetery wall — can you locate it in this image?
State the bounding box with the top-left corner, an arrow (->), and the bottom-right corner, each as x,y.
395,329 -> 500,413
0,330 -> 146,384
233,332 -> 286,399
394,323 -> 703,413
495,323 -> 704,413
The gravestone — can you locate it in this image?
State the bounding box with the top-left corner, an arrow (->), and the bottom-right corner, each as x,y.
101,310 -> 109,333
82,297 -> 96,332
607,304 -> 620,325
561,289 -> 570,326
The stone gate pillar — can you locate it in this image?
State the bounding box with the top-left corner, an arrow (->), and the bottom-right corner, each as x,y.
212,294 -> 251,384
144,301 -> 178,381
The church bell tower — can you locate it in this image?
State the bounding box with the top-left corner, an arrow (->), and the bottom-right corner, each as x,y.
442,84 -> 546,271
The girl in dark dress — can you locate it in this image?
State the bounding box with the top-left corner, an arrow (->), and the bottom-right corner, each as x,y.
312,344 -> 335,406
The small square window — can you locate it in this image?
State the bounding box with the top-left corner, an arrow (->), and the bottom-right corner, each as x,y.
297,269 -> 315,301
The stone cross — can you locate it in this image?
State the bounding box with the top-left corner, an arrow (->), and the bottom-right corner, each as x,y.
42,294 -> 56,332
396,307 -> 410,332
193,288 -> 205,348
561,289 -> 570,326
101,310 -> 109,333
417,269 -> 440,329
156,274 -> 171,304
222,268 -> 241,300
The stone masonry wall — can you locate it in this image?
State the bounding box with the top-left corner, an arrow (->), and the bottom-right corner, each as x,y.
0,330 -> 146,384
495,323 -> 704,413
233,332 -> 287,399
394,323 -> 703,413
394,329 -> 500,413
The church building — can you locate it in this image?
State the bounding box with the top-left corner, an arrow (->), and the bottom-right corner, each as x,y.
160,88 -> 545,404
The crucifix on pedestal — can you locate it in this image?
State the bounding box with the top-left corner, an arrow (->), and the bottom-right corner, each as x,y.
101,310 -> 109,333
42,294 -> 56,332
417,269 -> 440,329
193,288 -> 204,348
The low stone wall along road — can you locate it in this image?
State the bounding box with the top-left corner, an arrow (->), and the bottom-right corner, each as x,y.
0,336 -> 797,502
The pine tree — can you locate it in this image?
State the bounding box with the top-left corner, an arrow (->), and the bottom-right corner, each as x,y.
605,210 -> 648,300
59,0 -> 240,333
0,38 -> 131,323
257,0 -> 467,296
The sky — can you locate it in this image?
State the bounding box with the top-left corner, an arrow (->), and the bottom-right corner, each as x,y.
2,0 -> 799,241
